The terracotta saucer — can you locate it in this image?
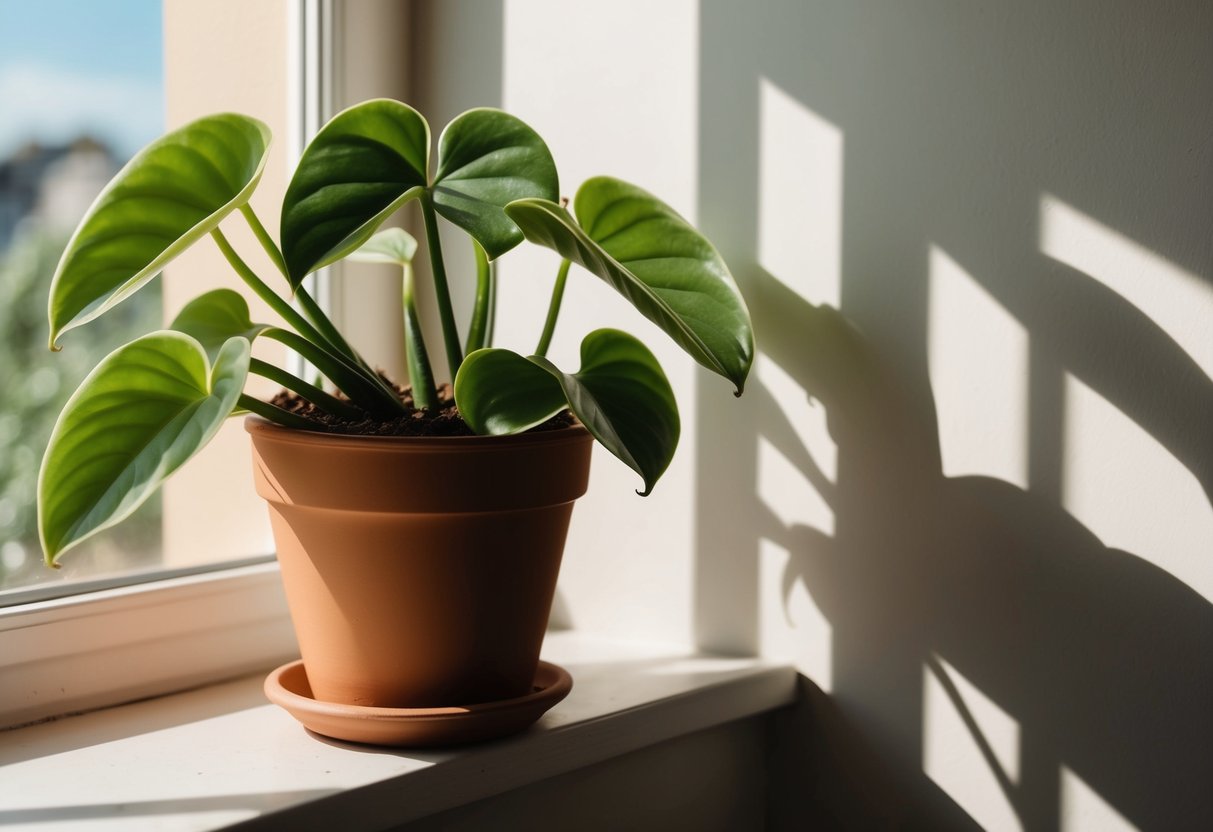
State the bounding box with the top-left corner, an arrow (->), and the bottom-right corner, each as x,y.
264,660 -> 572,748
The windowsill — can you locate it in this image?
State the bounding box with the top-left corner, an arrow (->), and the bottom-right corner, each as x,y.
0,631 -> 797,831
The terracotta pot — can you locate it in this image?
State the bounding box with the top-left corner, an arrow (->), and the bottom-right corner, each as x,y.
246,417 -> 593,708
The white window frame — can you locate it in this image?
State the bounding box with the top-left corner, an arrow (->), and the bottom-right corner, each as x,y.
0,0 -> 343,730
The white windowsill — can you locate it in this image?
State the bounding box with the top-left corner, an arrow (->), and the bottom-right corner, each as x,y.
0,631 -> 797,831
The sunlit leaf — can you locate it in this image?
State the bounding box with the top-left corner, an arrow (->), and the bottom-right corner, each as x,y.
456,328 -> 679,494
169,289 -> 270,361
38,333 -> 250,564
505,176 -> 754,394
48,114 -> 271,347
280,101 -> 557,282
433,108 -> 559,259
280,100 -> 429,284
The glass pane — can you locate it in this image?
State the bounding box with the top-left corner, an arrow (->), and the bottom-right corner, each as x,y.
0,0 -> 165,595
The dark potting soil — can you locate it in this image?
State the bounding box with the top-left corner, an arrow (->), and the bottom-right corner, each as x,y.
268,382 -> 575,438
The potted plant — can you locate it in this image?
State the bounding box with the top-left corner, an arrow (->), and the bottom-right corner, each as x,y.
36,100 -> 754,745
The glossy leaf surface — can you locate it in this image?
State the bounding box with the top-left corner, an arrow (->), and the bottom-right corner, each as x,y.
454,349 -> 568,435
280,100 -> 429,283
38,333 -> 250,564
432,108 -> 559,259
169,289 -> 270,361
48,114 -> 271,347
281,101 -> 557,282
456,329 -> 679,495
505,176 -> 754,393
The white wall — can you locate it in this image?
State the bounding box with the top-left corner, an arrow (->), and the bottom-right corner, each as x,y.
413,0 -> 705,645
415,1 -> 1213,829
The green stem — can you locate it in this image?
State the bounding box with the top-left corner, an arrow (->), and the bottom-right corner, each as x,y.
419,193 -> 463,378
534,259 -> 571,357
403,263 -> 437,410
249,358 -> 364,420
211,228 -> 329,349
262,327 -> 402,418
239,394 -> 320,430
465,240 -> 491,354
484,258 -> 496,348
238,204 -> 289,277
239,204 -> 380,379
211,229 -> 405,416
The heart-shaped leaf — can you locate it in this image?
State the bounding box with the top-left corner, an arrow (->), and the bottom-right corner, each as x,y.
454,349 -> 568,435
280,100 -> 429,285
169,289 -> 271,361
432,108 -> 559,259
455,328 -> 679,495
48,114 -> 271,348
347,227 -> 418,266
38,332 -> 251,564
505,176 -> 754,394
281,101 -> 557,283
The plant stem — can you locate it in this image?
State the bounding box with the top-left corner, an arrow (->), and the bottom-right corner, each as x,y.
238,204 -> 289,277
211,228 -> 405,416
402,262 -> 438,410
211,228 -> 329,349
262,327 -> 402,417
419,193 -> 463,378
484,258 -> 496,348
239,204 -> 383,382
534,259 -> 571,357
249,358 -> 364,419
239,394 -> 320,430
465,240 -> 491,354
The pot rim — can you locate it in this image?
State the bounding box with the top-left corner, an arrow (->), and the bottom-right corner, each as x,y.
243,414 -> 591,451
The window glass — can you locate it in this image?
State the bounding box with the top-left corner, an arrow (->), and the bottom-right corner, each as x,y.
0,0 -> 164,596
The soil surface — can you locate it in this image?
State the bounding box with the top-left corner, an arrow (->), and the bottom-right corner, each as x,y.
269,382 -> 575,437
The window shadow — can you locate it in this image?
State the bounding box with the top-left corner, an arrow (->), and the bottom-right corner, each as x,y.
693,0 -> 1213,829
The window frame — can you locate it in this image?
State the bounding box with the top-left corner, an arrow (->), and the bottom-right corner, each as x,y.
0,0 -> 337,730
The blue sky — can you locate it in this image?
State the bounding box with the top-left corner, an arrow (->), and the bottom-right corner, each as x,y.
0,0 -> 163,159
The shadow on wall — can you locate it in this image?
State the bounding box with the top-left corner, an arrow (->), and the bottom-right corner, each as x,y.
692,0 -> 1213,829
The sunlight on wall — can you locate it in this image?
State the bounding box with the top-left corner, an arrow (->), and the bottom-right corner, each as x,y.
1040,195 -> 1213,381
928,245 -> 1030,488
757,77 -> 842,307
756,355 -> 837,535
759,539 -> 833,691
1060,766 -> 1139,832
755,354 -> 836,689
923,656 -> 1022,832
1062,373 -> 1213,602
498,0 -> 702,645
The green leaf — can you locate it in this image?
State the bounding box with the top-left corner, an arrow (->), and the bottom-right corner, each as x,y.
505,176 -> 754,394
347,227 -> 418,266
455,349 -> 568,435
280,100 -> 429,285
280,101 -> 557,282
455,329 -> 680,495
169,289 -> 270,361
432,108 -> 559,259
38,332 -> 251,565
48,114 -> 271,348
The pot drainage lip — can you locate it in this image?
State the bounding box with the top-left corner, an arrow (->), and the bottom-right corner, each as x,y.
264,660 -> 573,748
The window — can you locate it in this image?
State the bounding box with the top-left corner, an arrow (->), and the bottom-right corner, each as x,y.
0,0 -> 166,598
0,0 -> 308,728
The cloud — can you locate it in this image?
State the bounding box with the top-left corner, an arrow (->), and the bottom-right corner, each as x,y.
0,61 -> 163,159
